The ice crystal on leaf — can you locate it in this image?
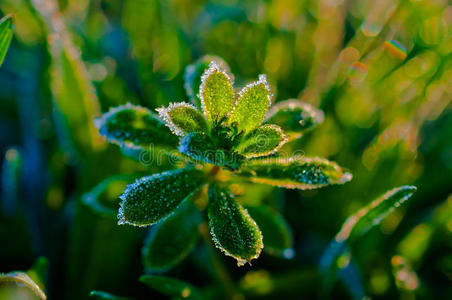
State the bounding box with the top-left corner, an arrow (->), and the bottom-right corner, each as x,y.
95,56 -> 352,267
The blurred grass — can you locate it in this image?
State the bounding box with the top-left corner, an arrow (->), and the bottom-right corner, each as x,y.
0,0 -> 451,299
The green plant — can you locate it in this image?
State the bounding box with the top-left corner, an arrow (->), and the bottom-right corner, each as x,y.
94,56 -> 352,267
0,14 -> 13,67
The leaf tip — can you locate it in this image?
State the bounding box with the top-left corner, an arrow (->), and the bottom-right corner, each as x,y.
1,14 -> 14,27
338,171 -> 353,184
156,102 -> 185,137
93,116 -> 102,129
198,60 -> 234,120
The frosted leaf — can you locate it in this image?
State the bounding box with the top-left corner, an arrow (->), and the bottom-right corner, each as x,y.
118,168 -> 205,227
199,61 -> 235,122
184,55 -> 233,109
207,185 -> 263,266
247,205 -> 294,258
235,124 -> 288,158
264,99 -> 324,141
156,102 -> 207,136
142,201 -> 202,272
140,275 -> 202,300
178,132 -> 245,171
0,15 -> 13,67
335,185 -> 417,243
228,74 -> 272,134
241,156 -> 352,190
94,103 -> 178,150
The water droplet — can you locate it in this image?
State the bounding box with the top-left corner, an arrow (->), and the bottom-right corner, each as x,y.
360,22 -> 382,37
384,40 -> 407,60
348,62 -> 368,84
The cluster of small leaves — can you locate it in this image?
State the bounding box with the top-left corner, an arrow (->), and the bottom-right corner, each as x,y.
94,56 -> 352,269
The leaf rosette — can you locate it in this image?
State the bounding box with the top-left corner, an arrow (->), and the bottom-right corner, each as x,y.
94,55 -> 352,267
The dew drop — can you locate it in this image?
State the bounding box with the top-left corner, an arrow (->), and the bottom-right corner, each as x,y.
348,62 -> 368,84
360,22 -> 382,37
384,40 -> 407,60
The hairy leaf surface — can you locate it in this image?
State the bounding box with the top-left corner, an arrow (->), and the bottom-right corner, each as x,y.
118,168 -> 205,226
95,104 -> 178,149
184,55 -> 232,109
140,275 -> 202,300
235,125 -> 287,158
179,132 -> 244,170
228,75 -> 271,133
208,185 -> 263,266
242,156 -> 352,189
0,15 -> 13,67
247,205 -> 294,258
157,102 -> 207,136
199,61 -> 234,122
142,201 -> 202,271
264,99 -> 324,140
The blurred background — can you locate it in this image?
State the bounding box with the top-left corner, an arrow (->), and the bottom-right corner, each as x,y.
1,0 -> 452,299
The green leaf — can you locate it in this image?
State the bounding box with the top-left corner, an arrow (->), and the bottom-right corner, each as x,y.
264,99 -> 324,140
235,124 -> 287,158
0,271 -> 47,300
118,168 -> 205,227
89,291 -> 132,300
140,275 -> 202,300
82,174 -> 141,217
228,75 -> 272,134
32,2 -> 103,153
184,55 -> 232,109
247,205 -> 294,258
320,185 -> 417,292
0,15 -> 13,67
142,201 -> 202,272
178,132 -> 245,170
335,185 -> 417,243
241,156 -> 352,189
199,61 -> 235,122
27,257 -> 49,292
157,102 -> 207,136
207,185 -> 263,266
94,104 -> 178,150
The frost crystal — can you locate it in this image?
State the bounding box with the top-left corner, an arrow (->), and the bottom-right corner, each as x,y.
198,61 -> 235,121
264,99 -> 324,140
156,102 -> 202,136
208,187 -> 263,266
118,168 -> 205,227
245,156 -> 352,189
237,124 -> 288,159
228,74 -> 273,133
94,102 -> 178,149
